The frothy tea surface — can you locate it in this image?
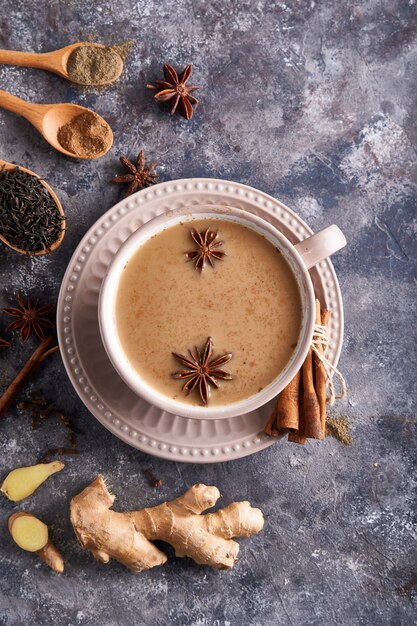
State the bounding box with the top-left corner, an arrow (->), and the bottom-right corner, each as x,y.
115,218 -> 302,406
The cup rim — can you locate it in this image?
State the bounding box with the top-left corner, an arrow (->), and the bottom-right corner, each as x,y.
98,205 -> 316,419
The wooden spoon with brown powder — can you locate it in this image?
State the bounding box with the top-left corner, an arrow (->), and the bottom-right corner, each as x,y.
0,89 -> 113,159
0,42 -> 124,86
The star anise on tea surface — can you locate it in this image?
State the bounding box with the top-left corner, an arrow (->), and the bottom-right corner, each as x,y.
3,293 -> 54,343
185,227 -> 225,272
172,336 -> 233,405
112,150 -> 158,197
147,64 -> 199,120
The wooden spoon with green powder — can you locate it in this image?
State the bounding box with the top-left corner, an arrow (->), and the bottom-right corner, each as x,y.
0,42 -> 124,86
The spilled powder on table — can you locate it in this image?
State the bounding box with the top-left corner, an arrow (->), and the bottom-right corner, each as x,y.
326,416 -> 352,445
111,41 -> 134,61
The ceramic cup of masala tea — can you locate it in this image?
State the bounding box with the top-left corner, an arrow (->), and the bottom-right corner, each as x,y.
99,204 -> 346,419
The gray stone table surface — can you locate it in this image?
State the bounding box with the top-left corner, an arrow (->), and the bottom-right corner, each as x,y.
0,1 -> 416,625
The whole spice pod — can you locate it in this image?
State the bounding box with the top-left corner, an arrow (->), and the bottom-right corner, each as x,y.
147,63 -> 199,120
112,150 -> 158,197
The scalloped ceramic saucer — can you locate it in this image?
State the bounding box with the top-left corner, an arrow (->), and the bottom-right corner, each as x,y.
57,179 -> 344,463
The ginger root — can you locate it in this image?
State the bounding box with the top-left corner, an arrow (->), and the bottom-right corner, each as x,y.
71,476 -> 264,572
9,512 -> 64,573
1,461 -> 64,502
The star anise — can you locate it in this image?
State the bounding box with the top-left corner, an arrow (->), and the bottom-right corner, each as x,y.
112,150 -> 158,197
172,336 -> 233,405
4,293 -> 54,343
0,336 -> 10,348
147,64 -> 199,120
185,227 -> 225,271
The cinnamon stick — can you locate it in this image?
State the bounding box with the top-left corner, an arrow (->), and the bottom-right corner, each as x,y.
314,301 -> 330,437
289,302 -> 325,442
38,345 -> 59,364
264,370 -> 301,436
0,336 -> 52,419
301,343 -> 322,439
264,301 -> 331,444
287,374 -> 307,444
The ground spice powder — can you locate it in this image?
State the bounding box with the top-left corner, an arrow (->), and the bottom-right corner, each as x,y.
66,44 -> 124,86
326,417 -> 352,445
111,41 -> 134,62
57,111 -> 112,158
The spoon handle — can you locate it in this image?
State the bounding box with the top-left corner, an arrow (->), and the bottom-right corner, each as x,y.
0,50 -> 67,77
0,49 -> 54,70
0,89 -> 43,125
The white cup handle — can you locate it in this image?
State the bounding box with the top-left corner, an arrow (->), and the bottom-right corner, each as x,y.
294,225 -> 346,270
